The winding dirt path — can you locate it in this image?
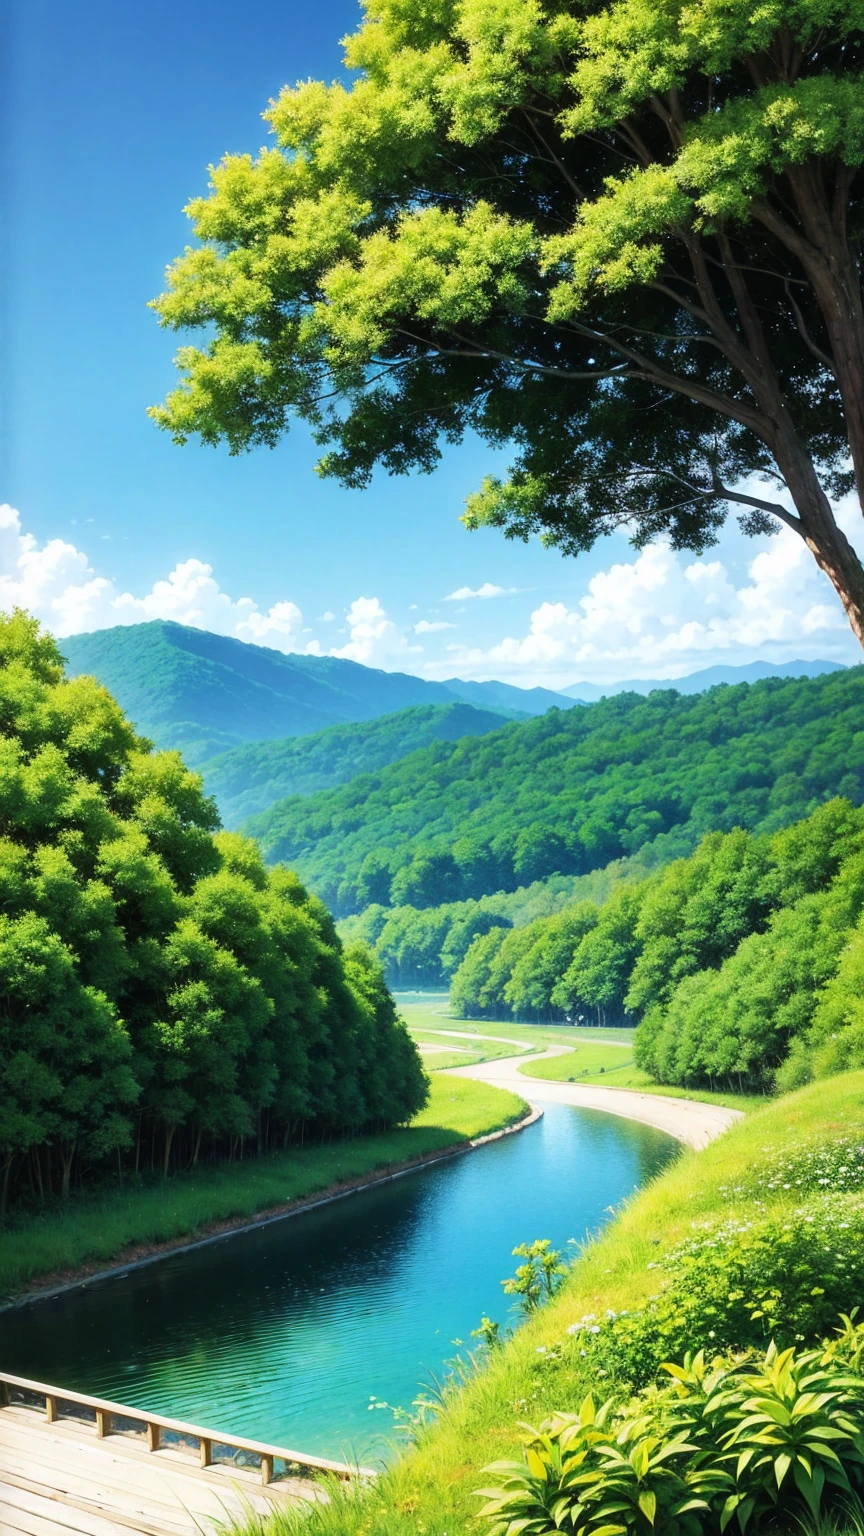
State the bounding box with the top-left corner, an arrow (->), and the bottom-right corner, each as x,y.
446,1048 -> 742,1150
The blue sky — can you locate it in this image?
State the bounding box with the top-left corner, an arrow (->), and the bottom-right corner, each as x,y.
5,0 -> 861,687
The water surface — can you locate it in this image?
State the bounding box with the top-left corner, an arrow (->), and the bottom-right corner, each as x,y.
0,1103 -> 675,1462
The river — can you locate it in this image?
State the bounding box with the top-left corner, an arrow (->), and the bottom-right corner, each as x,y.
0,1103 -> 675,1464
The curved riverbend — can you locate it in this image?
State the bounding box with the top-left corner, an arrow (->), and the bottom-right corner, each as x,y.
0,1103 -> 676,1464
447,1049 -> 743,1149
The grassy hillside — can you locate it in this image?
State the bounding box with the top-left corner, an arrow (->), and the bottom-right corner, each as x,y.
200,702 -> 510,825
241,1073 -> 864,1536
60,622 -> 564,765
246,667 -> 864,914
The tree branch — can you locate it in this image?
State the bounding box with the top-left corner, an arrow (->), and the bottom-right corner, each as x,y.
783,279 -> 835,372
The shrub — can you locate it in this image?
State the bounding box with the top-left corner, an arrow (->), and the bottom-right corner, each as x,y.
566,1197 -> 864,1390
477,1331 -> 864,1536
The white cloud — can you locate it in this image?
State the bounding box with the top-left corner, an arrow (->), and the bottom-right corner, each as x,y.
433,498 -> 864,685
330,596 -> 423,665
0,504 -> 310,653
414,619 -> 456,634
443,582 -> 518,601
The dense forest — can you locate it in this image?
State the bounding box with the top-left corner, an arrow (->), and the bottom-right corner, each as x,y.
201,702 -> 509,825
247,669 -> 864,915
448,798 -> 864,1092
0,612 -> 427,1217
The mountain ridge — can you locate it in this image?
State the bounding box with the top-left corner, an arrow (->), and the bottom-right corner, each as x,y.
562,658 -> 845,700
60,620 -> 565,763
200,701 -> 511,825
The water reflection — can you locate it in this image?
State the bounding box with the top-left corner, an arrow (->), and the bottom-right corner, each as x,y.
0,1104 -> 676,1462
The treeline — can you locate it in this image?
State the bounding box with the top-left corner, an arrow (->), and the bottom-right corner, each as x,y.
0,613 -> 427,1217
246,668 -> 864,916
449,798 -> 864,1091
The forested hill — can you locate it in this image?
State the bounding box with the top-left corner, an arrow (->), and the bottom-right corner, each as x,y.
201,702 -> 510,825
247,667 -> 864,915
61,622 -> 564,765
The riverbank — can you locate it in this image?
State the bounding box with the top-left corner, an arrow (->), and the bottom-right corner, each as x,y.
448,1050 -> 744,1148
518,1043 -> 766,1111
0,1077 -> 528,1303
237,1070 -> 864,1536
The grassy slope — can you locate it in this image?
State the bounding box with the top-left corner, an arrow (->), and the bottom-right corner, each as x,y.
242,1072 -> 864,1536
0,1077 -> 526,1301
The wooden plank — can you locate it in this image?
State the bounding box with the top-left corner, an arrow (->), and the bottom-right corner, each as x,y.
1,1481 -> 167,1536
0,1411 -> 321,1534
0,1433 -> 277,1519
0,1463 -> 199,1533
0,1371 -> 369,1478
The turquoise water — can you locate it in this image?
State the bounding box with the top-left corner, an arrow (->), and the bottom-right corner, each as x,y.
0,1104 -> 675,1464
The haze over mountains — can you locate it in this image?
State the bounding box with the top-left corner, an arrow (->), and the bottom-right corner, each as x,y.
60,621 -> 567,764
563,659 -> 844,701
61,621 -> 846,768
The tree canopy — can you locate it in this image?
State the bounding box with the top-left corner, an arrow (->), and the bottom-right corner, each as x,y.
247,667 -> 864,915
153,0 -> 864,645
0,611 -> 426,1216
449,796 -> 864,1090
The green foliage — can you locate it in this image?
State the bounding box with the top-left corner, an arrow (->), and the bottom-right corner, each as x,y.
0,609 -> 427,1214
152,0 -> 864,646
477,1335 -> 864,1536
568,1197 -> 864,1391
503,1239 -> 569,1314
246,669 -> 864,917
446,795 -> 864,1088
200,702 -> 509,824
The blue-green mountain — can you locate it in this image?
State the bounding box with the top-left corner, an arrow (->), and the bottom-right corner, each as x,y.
60,621 -> 569,764
201,702 -> 511,825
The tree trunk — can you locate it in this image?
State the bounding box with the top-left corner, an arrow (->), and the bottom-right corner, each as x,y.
774,421 -> 864,649
0,1155 -> 12,1223
162,1123 -> 176,1179
61,1143 -> 76,1203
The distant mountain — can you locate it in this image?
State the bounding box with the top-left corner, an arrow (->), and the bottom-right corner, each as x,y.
201,702 -> 511,825
442,677 -> 576,713
60,621 -> 567,765
561,659 -> 846,702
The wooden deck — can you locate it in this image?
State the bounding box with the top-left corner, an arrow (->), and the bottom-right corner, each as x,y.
0,1406 -> 322,1534
0,1373 -> 370,1536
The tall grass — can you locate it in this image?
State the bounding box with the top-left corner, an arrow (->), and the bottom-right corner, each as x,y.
0,1077 -> 526,1300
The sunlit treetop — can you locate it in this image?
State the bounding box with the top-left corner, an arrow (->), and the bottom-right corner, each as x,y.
152,0 -> 864,645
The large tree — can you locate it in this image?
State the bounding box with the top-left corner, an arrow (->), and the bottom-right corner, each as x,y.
151,0 -> 864,647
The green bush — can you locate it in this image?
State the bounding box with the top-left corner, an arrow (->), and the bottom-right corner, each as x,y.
566,1197 -> 864,1391
477,1331 -> 864,1536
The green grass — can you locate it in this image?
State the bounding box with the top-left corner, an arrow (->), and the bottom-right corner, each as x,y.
409,1029 -> 528,1071
517,1046 -> 767,1111
393,991 -> 635,1048
232,1071 -> 864,1536
0,1077 -> 527,1302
